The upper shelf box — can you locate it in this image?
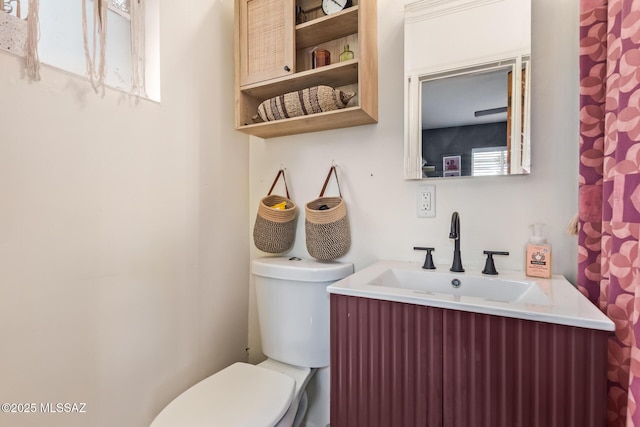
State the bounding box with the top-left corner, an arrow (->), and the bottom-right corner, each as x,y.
295,6 -> 359,50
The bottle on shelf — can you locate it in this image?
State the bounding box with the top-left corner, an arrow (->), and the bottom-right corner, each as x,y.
339,44 -> 354,62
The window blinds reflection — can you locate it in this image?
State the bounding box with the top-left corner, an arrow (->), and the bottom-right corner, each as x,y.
471,147 -> 508,176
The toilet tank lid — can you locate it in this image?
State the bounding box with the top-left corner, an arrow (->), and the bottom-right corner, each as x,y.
252,256 -> 354,282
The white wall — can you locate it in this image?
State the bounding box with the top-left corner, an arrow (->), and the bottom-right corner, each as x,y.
0,1 -> 249,426
248,0 -> 579,362
405,0 -> 530,72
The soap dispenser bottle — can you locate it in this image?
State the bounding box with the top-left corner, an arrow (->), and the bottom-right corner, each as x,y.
525,223 -> 552,278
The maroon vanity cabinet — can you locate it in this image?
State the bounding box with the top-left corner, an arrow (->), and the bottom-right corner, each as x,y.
330,294 -> 609,427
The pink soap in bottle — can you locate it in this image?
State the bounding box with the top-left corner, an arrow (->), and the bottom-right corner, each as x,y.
525,223 -> 552,278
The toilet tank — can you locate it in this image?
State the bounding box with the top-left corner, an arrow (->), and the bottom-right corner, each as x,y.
252,256 -> 353,368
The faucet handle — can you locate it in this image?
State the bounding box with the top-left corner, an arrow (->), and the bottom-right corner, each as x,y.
414,247 -> 436,269
482,251 -> 509,275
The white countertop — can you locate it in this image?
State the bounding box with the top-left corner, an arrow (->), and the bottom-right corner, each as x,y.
327,260 -> 615,331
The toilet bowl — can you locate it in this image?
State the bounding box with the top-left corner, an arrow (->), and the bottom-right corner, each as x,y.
150,256 -> 353,427
149,360 -> 312,427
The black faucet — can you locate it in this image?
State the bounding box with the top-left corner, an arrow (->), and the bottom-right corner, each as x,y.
449,212 -> 464,272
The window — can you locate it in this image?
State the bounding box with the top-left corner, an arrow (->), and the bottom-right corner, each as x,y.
108,0 -> 130,16
472,146 -> 508,176
0,0 -> 160,101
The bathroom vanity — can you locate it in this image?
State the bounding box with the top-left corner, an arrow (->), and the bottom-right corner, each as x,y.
327,261 -> 614,427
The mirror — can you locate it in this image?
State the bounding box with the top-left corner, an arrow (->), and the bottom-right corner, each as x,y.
404,0 -> 531,179
419,57 -> 530,178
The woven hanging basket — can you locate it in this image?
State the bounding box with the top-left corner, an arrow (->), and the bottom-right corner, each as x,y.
305,167 -> 351,260
253,171 -> 297,254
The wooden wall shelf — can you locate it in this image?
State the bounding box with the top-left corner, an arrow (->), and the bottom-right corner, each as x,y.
235,0 -> 377,138
236,106 -> 376,139
295,7 -> 359,49
240,60 -> 358,99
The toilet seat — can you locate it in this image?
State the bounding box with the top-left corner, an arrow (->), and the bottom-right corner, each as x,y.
150,362 -> 295,427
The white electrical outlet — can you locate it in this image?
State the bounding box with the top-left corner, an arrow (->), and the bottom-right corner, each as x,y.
417,185 -> 435,218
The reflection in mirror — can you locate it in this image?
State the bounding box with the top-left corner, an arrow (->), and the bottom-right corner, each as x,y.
419,58 -> 530,178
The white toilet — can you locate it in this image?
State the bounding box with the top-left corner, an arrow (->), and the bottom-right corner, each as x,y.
150,256 -> 353,427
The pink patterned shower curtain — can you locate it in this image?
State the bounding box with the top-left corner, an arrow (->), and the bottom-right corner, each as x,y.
578,0 -> 640,425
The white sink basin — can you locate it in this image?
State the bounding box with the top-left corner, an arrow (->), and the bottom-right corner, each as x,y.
371,268 -> 550,305
327,260 -> 614,331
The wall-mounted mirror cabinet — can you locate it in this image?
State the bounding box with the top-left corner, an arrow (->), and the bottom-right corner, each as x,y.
404,0 -> 531,180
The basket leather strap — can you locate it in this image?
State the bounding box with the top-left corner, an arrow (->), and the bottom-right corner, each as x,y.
267,169 -> 290,198
319,166 -> 342,197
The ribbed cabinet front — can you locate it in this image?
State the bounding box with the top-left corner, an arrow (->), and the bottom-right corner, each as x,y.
330,294 -> 443,426
330,294 -> 608,427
